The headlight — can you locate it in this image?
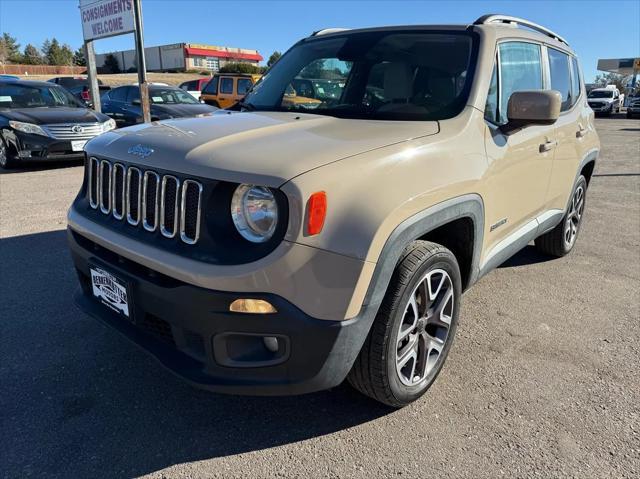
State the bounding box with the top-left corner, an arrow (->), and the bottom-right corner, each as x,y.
101,118 -> 116,132
231,184 -> 278,243
9,121 -> 48,137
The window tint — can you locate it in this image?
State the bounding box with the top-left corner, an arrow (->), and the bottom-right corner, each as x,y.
127,87 -> 140,104
484,61 -> 498,123
548,48 -> 572,111
570,57 -> 581,105
109,87 -> 128,102
220,77 -> 234,94
237,78 -> 252,95
203,76 -> 218,95
498,42 -> 543,124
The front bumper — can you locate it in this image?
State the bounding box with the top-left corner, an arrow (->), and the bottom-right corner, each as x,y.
588,103 -> 613,113
68,228 -> 374,396
5,130 -> 89,161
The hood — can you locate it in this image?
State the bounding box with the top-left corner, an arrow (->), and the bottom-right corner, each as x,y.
1,107 -> 109,124
85,111 -> 439,186
151,103 -> 217,118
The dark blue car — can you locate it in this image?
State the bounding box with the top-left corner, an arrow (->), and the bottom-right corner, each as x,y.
101,85 -> 218,127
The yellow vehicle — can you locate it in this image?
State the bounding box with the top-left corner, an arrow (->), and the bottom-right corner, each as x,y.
200,73 -> 262,109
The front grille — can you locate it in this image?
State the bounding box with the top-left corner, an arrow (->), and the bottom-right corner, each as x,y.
43,122 -> 103,140
88,157 -> 203,244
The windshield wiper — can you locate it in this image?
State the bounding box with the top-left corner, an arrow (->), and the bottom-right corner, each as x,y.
237,100 -> 256,111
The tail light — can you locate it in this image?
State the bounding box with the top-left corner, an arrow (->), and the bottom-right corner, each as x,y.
81,90 -> 90,101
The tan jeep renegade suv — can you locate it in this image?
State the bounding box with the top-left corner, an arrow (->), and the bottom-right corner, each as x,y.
67,15 -> 599,407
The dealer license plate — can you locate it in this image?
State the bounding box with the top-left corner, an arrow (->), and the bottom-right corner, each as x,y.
90,266 -> 130,318
71,140 -> 87,152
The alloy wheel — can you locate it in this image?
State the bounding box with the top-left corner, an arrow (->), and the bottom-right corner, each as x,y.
564,184 -> 585,248
395,268 -> 454,386
0,141 -> 7,167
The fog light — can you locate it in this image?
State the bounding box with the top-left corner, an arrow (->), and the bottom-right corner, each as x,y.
18,150 -> 32,158
263,336 -> 279,352
229,298 -> 277,314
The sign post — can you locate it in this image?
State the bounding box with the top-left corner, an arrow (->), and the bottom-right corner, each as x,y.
79,0 -> 150,122
133,0 -> 150,123
84,40 -> 101,112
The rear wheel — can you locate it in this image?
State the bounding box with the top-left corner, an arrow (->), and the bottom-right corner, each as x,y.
535,175 -> 587,257
348,241 -> 461,408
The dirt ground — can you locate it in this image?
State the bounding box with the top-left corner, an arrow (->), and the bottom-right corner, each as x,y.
1,115 -> 638,478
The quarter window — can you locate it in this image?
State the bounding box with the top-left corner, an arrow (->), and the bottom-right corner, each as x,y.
109,87 -> 128,102
570,57 -> 581,105
548,48 -> 572,111
484,61 -> 499,123
220,77 -> 234,94
497,42 -> 543,124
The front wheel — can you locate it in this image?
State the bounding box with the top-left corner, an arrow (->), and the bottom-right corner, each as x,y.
535,175 -> 587,257
348,241 -> 461,407
0,137 -> 15,169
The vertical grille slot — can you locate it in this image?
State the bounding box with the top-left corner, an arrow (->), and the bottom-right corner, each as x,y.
142,171 -> 160,231
99,160 -> 112,214
126,167 -> 142,225
88,157 -> 99,209
180,180 -> 203,244
112,163 -> 126,220
160,175 -> 180,238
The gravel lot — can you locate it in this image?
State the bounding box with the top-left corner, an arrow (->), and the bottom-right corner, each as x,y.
1,115 -> 638,478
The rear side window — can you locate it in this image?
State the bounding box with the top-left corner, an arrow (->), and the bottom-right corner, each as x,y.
570,57 -> 581,104
548,48 -> 572,111
203,77 -> 218,95
237,78 -> 252,95
127,87 -> 140,104
497,42 -> 543,124
220,77 -> 234,94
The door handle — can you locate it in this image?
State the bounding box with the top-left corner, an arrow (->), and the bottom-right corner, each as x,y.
576,126 -> 587,138
539,140 -> 557,153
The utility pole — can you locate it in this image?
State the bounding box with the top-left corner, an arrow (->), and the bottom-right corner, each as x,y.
133,0 -> 151,123
84,40 -> 101,112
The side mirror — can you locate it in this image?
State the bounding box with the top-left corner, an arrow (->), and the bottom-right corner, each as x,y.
501,90 -> 561,134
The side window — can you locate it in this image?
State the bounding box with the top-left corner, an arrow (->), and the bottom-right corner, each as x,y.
109,87 -> 128,102
548,48 -> 572,111
570,56 -> 581,105
498,42 -> 543,124
237,78 -> 252,95
203,77 -> 218,95
484,60 -> 499,123
127,87 -> 140,104
220,77 -> 234,94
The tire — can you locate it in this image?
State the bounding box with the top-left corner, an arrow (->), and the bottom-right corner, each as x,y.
0,137 -> 15,169
348,240 -> 461,408
535,175 -> 587,257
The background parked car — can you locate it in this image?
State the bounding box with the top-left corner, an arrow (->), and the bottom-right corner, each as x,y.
101,84 -> 217,127
179,78 -> 211,101
200,73 -> 261,108
0,79 -> 115,168
47,76 -> 111,108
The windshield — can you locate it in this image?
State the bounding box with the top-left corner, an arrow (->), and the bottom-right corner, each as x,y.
148,88 -> 199,104
243,30 -> 477,120
588,90 -> 614,98
0,83 -> 82,108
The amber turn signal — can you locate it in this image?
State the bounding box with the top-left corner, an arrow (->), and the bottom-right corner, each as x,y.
307,191 -> 327,235
229,299 -> 277,314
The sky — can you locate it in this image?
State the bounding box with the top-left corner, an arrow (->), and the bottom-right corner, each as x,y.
1,0 -> 638,82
